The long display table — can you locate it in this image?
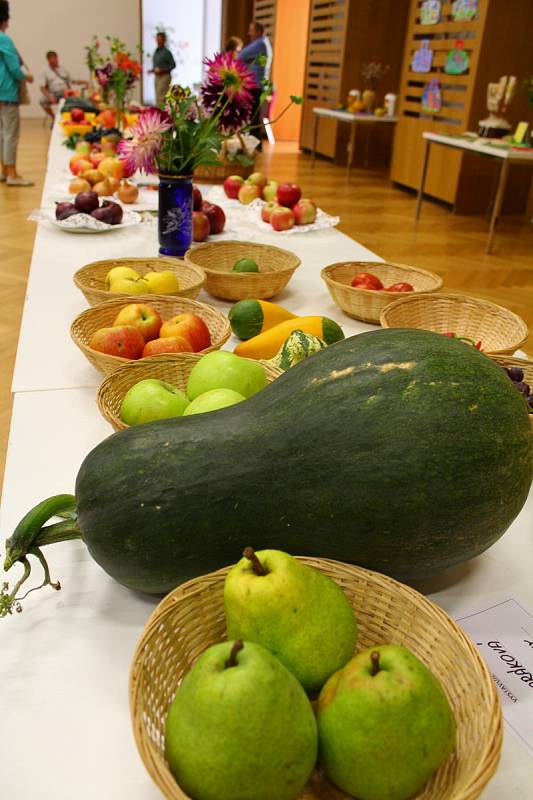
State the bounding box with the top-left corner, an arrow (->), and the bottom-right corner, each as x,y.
0,118 -> 531,800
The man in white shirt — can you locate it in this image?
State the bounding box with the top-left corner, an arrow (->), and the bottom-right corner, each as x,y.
40,50 -> 85,119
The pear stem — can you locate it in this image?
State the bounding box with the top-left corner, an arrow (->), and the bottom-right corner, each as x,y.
243,547 -> 268,576
226,640 -> 244,668
370,651 -> 381,676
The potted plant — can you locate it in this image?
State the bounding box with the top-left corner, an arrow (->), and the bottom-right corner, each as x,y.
361,62 -> 390,112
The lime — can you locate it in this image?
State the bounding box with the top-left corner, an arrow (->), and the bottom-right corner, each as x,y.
232,258 -> 260,273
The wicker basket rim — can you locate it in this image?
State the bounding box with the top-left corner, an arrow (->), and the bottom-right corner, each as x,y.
71,293 -> 221,319
129,556 -> 503,800
73,258 -> 205,289
185,240 -> 301,272
321,262 -> 444,294
380,292 -> 529,326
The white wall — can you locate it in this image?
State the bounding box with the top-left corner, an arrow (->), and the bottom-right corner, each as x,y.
8,0 -> 140,117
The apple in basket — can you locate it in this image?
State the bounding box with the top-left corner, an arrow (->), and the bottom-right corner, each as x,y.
89,325 -> 145,359
142,336 -> 193,357
271,206 -> 295,232
160,313 -> 211,352
113,303 -> 163,343
223,174 -> 245,199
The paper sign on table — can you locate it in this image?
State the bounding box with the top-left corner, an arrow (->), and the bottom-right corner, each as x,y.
457,598 -> 533,758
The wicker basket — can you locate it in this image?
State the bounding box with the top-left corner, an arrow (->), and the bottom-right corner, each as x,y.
73,257 -> 206,306
489,354 -> 533,429
380,293 -> 529,355
321,262 -> 443,324
130,557 -> 502,800
193,139 -> 255,183
97,352 -> 283,431
71,296 -> 231,377
184,240 -> 301,302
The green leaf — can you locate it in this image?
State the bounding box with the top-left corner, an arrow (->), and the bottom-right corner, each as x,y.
235,153 -> 254,166
290,95 -> 303,105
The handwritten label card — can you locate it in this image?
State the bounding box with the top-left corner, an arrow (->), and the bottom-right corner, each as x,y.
457,598 -> 533,757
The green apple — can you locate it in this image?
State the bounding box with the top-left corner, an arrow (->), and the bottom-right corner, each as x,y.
186,351 -> 267,400
183,388 -> 245,415
165,640 -> 317,800
225,548 -> 358,693
263,180 -> 278,202
119,378 -> 189,425
232,257 -> 259,273
317,645 -> 456,800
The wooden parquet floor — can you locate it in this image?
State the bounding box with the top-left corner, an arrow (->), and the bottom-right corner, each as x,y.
0,126 -> 532,489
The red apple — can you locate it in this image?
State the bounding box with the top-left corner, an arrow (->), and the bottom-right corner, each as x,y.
89,325 -> 145,359
271,206 -> 295,232
159,313 -> 211,352
118,156 -> 136,179
261,201 -> 279,223
142,336 -> 193,357
90,152 -> 107,168
385,282 -> 414,292
238,183 -> 261,205
293,200 -> 317,225
223,174 -> 245,199
351,272 -> 383,290
70,156 -> 93,176
193,186 -> 203,211
70,108 -> 85,123
112,303 -> 162,342
277,183 -> 302,209
246,171 -> 267,190
201,201 -> 226,234
193,210 -> 210,242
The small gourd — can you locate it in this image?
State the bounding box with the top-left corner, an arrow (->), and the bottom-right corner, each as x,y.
267,330 -> 327,370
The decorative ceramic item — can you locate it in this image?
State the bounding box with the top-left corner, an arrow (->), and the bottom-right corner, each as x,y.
452,0 -> 478,21
420,0 -> 441,25
362,89 -> 377,112
412,40 -> 433,73
421,80 -> 443,114
444,41 -> 469,75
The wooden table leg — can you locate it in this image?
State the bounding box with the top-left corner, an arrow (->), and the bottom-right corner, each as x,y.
346,122 -> 356,182
415,138 -> 431,220
486,159 -> 509,255
311,114 -> 319,169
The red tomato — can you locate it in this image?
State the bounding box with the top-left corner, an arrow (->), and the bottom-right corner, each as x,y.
351,272 -> 383,290
385,282 -> 414,292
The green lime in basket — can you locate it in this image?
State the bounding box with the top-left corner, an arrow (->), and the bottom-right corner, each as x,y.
232,258 -> 260,273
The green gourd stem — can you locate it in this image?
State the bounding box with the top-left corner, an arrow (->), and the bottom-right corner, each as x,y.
243,547 -> 268,576
1,495 -> 81,618
370,651 -> 381,676
226,640 -> 244,668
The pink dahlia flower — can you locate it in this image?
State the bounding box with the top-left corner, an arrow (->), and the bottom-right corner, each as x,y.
201,52 -> 257,132
118,107 -> 172,175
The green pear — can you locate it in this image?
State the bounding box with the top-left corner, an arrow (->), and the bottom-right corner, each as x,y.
164,640 -> 317,800
317,645 -> 456,800
224,548 -> 358,693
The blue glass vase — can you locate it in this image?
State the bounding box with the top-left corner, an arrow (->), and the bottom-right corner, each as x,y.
158,174 -> 193,257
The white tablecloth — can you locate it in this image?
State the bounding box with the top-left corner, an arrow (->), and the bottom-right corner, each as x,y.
0,118 -> 532,800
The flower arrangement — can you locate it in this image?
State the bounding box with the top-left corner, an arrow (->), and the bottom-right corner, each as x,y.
120,52 -> 299,177
85,36 -> 141,113
361,62 -> 390,90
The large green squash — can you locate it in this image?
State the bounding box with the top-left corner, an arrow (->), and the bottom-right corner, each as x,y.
4,329 -> 532,602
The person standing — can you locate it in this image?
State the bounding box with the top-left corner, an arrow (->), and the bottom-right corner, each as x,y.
0,0 -> 34,186
151,32 -> 175,107
237,21 -> 272,145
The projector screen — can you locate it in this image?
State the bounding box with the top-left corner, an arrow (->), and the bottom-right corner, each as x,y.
141,0 -> 222,105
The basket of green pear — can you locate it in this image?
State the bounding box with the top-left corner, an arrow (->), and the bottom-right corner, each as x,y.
184,240 -> 301,301
130,550 -> 502,800
98,350 -> 283,431
73,257 -> 206,306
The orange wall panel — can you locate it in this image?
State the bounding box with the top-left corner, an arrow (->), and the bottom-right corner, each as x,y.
271,0 -> 310,141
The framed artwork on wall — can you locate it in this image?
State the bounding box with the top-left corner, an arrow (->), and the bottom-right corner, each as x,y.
412,40 -> 433,73
420,0 -> 441,25
421,79 -> 443,114
444,41 -> 469,75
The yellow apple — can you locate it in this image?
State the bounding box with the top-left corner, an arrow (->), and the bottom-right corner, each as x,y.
108,276 -> 150,295
143,270 -> 180,294
105,266 -> 140,289
99,157 -> 124,180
